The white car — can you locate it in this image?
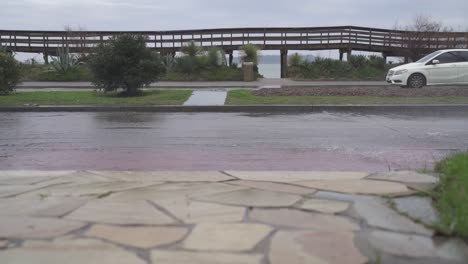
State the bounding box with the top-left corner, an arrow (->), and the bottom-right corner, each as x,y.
386,49 -> 468,88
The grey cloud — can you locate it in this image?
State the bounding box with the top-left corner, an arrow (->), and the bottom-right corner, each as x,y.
1,0 -> 466,31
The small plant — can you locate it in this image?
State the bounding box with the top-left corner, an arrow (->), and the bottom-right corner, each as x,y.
240,44 -> 259,65
162,55 -> 177,71
207,47 -> 226,67
0,51 -> 21,95
289,52 -> 303,67
348,55 -> 367,68
51,46 -> 79,73
368,55 -> 385,69
181,41 -> 203,58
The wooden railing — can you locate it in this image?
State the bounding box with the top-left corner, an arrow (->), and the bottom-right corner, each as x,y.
1,26 -> 467,55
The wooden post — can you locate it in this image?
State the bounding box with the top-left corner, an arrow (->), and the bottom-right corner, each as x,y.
280,49 -> 288,78
228,50 -> 234,66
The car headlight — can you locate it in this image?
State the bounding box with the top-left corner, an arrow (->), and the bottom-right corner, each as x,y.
394,69 -> 408,75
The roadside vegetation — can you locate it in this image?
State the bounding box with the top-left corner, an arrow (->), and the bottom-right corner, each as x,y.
433,152 -> 468,237
0,50 -> 21,95
161,42 -> 246,81
0,90 -> 192,105
16,40 -> 255,83
226,90 -> 468,105
288,54 -> 395,81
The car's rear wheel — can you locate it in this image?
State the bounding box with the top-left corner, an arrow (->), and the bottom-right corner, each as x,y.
407,73 -> 426,88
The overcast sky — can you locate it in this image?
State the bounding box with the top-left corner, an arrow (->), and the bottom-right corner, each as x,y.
2,0 -> 468,31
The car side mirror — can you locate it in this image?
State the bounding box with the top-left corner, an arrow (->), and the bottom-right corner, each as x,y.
432,60 -> 440,65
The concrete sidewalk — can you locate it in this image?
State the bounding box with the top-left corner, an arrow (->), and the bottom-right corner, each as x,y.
0,170 -> 466,264
16,79 -> 388,89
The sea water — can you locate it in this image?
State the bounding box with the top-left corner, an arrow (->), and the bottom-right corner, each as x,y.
257,64 -> 281,79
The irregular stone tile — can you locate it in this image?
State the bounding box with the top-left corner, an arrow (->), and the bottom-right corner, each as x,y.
296,179 -> 409,195
33,198 -> 89,217
0,196 -> 88,217
0,238 -> 145,264
368,171 -> 439,184
352,198 -> 432,235
0,170 -> 76,178
33,181 -> 155,197
86,225 -> 188,249
368,230 -> 438,258
229,180 -> 316,195
0,185 -> 45,198
250,208 -> 358,231
405,182 -> 438,192
0,170 -> 75,185
270,230 -> 367,264
183,223 -> 272,251
392,196 -> 439,225
195,189 -> 301,207
298,199 -> 350,214
0,176 -> 57,185
225,171 -> 368,182
0,216 -> 86,239
0,240 -> 8,249
313,191 -> 370,202
154,197 -> 245,223
90,171 -> 233,182
66,200 -> 174,225
434,237 -> 468,261
110,182 -> 245,202
151,250 -> 263,264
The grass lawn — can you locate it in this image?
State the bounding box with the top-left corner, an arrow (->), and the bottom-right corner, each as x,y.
0,90 -> 192,106
433,152 -> 468,237
226,90 -> 468,105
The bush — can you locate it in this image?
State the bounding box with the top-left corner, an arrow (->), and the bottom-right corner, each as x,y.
348,55 -> 367,68
240,44 -> 259,65
289,53 -> 303,67
88,34 -> 165,96
51,46 -> 79,73
0,51 -> 21,95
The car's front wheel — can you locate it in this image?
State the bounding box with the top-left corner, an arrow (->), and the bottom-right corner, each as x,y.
407,73 -> 426,88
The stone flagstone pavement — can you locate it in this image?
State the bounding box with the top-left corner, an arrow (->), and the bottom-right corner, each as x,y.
0,170 -> 467,264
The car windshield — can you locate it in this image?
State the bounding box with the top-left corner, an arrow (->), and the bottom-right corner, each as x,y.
416,51 -> 444,63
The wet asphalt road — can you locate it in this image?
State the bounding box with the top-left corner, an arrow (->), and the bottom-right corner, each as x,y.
0,111 -> 467,171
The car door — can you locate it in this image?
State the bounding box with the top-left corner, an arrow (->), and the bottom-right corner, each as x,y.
425,52 -> 459,85
455,51 -> 468,84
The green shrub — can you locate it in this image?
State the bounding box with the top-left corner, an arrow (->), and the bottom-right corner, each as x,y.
289,53 -> 303,67
0,51 -> 21,95
176,56 -> 196,74
288,54 -> 394,80
368,55 -> 386,69
51,46 -> 78,73
207,47 -> 226,67
348,55 -> 367,68
88,34 -> 165,96
434,152 -> 468,237
181,41 -> 203,58
240,44 -> 259,65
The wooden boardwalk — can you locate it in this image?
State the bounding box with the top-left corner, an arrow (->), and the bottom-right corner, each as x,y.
2,26 -> 467,77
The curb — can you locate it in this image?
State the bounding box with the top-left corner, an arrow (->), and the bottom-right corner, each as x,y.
1,104 -> 468,114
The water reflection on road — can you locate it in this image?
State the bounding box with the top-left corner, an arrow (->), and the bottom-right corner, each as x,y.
1,111 -> 467,171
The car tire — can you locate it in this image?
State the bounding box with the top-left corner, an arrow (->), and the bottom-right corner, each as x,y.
407,73 -> 426,88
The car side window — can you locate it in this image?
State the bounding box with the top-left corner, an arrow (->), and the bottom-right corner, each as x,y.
454,51 -> 468,62
433,52 -> 460,64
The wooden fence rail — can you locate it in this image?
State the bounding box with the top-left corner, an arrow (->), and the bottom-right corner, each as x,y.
1,26 -> 467,55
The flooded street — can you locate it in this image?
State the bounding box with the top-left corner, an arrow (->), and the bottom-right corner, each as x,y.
1,111 -> 467,171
